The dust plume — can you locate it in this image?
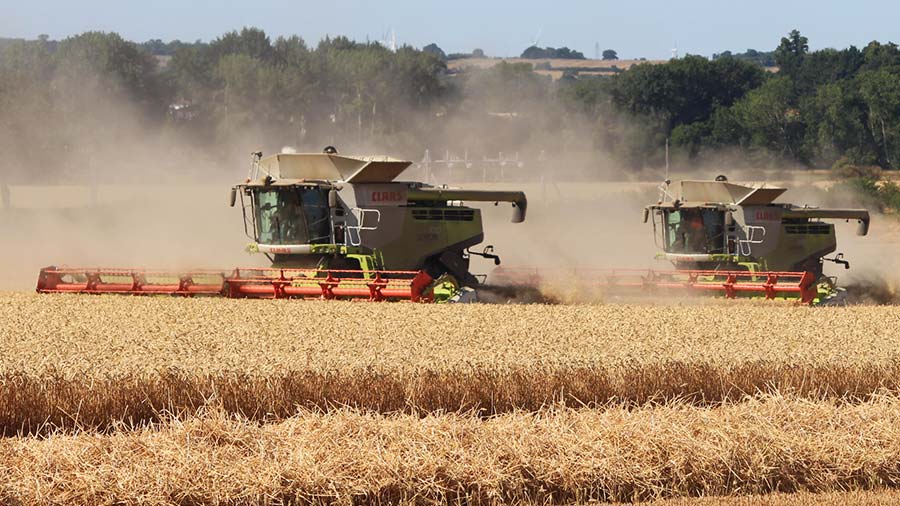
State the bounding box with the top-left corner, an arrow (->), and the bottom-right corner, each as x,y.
830,218 -> 900,305
780,179 -> 900,304
475,284 -> 561,304
0,59 -> 267,290
841,275 -> 900,305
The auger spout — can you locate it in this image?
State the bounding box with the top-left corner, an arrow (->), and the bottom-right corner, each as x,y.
407,188 -> 527,223
782,208 -> 870,236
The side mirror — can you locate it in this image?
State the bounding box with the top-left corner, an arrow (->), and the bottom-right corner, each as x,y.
857,218 -> 869,236
328,189 -> 338,208
724,211 -> 734,227
642,208 -> 650,223
229,187 -> 237,207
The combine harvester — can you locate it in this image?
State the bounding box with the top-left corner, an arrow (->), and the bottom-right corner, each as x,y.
37,148 -> 527,302
493,176 -> 871,304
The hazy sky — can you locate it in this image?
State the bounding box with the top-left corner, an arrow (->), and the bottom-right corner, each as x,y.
2,0 -> 898,59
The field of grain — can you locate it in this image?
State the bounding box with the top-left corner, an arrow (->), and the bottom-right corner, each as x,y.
4,396 -> 900,504
5,291 -> 900,503
447,57 -> 661,72
446,57 -> 662,82
646,490 -> 900,505
2,292 -> 900,433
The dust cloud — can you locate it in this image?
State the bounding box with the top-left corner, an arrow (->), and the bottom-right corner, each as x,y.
830,217 -> 900,304
0,186 -> 267,290
473,181 -> 658,272
0,75 -> 269,290
780,180 -> 900,303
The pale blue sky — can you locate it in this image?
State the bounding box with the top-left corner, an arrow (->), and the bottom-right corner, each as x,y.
2,0 -> 898,59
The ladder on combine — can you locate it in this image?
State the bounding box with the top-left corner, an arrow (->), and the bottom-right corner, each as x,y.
36,266 -> 437,302
489,267 -> 818,304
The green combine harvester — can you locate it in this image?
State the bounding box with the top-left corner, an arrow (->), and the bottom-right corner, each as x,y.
492,175 -> 871,304
37,148 -> 527,302
640,176 -> 870,303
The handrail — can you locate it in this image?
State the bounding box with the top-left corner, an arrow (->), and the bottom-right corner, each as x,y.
738,225 -> 766,257
345,208 -> 381,246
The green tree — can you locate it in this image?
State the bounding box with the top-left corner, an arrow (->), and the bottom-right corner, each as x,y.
609,55 -> 764,132
422,43 -> 447,61
800,81 -> 873,167
0,40 -> 57,174
209,27 -> 273,62
272,35 -> 309,67
861,41 -> 900,70
774,29 -> 809,78
213,54 -> 278,133
168,44 -> 214,97
602,49 -> 618,60
732,76 -> 804,160
558,76 -> 609,116
858,69 -> 900,167
713,49 -> 776,67
521,46 -> 585,59
55,31 -> 162,104
792,46 -> 864,97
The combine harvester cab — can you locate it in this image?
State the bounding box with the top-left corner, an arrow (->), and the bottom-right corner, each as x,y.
38,148 -> 528,303
640,176 -> 870,304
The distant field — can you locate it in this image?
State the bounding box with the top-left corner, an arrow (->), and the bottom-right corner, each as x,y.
447,57 -> 780,80
447,57 -> 663,80
448,57 -> 662,72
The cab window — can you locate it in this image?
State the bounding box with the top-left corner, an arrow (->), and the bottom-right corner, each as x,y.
254,187 -> 331,245
664,209 -> 724,254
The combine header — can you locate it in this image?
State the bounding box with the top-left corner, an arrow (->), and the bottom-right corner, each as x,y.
490,268 -> 818,304
36,147 -> 527,303
37,266 -> 436,301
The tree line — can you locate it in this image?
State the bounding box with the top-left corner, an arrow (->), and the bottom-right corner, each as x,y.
562,30 -> 900,171
1,28 -> 899,182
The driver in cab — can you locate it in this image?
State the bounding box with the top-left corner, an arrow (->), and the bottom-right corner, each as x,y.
673,211 -> 706,252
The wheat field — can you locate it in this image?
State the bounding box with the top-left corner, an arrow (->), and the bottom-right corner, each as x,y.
2,292 -> 900,432
4,396 -> 900,504
6,292 -> 900,503
643,490 -> 900,505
